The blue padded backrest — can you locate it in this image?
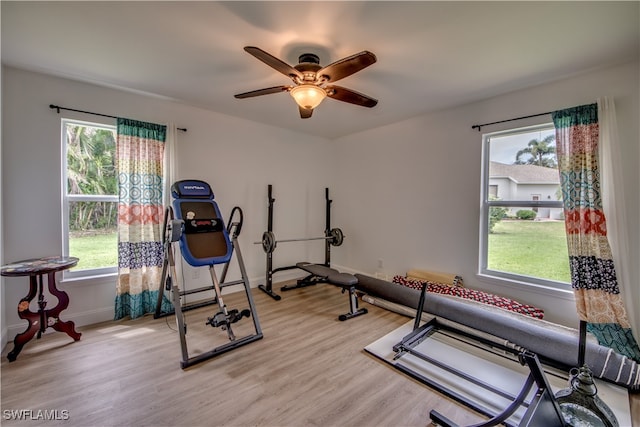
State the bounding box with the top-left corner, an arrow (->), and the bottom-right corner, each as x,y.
171,180 -> 232,266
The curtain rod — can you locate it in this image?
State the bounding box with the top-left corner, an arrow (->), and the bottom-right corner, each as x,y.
49,104 -> 187,132
471,110 -> 553,132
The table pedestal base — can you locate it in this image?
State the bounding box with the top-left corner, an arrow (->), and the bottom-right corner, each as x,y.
2,258 -> 81,361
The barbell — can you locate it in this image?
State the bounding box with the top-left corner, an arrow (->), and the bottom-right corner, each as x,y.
255,228 -> 344,254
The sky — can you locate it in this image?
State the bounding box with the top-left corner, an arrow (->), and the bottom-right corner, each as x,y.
489,127 -> 556,164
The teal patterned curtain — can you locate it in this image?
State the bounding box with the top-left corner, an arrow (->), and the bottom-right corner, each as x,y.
552,103 -> 640,362
114,118 -> 172,319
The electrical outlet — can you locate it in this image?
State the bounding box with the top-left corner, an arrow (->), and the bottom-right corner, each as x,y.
377,259 -> 383,269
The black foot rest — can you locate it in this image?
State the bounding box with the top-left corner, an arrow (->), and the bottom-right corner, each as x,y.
206,309 -> 251,328
295,262 -> 367,321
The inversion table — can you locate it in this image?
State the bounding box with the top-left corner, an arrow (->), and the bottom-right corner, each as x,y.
158,180 -> 263,368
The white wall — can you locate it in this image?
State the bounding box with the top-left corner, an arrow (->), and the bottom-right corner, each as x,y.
1,63 -> 5,351
332,61 -> 640,327
3,60 -> 638,349
1,66 -> 334,342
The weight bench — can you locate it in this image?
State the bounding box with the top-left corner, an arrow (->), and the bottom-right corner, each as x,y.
293,262 -> 367,321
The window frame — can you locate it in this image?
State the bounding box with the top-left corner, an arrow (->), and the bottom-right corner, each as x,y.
478,123 -> 571,291
61,118 -> 118,280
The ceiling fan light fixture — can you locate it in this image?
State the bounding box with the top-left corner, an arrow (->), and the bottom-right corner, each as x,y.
290,84 -> 326,109
235,47 -> 378,118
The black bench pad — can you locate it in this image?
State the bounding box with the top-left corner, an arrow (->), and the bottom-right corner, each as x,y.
296,262 -> 358,287
327,272 -> 358,286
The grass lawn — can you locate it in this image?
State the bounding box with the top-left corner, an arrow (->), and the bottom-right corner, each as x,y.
488,220 -> 571,283
69,221 -> 570,283
69,231 -> 118,270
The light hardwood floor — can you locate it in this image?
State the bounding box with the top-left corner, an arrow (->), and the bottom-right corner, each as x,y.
2,282 -> 638,427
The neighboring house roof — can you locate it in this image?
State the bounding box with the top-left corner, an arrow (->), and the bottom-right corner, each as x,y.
490,162 -> 559,184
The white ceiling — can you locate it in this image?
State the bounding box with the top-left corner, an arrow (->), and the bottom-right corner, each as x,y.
2,1 -> 638,139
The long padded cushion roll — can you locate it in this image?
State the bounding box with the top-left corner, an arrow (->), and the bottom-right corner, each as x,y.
355,274 -> 639,390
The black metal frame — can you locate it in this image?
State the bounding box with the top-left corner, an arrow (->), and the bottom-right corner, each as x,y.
337,284 -> 368,321
50,104 -> 187,132
392,283 -> 566,427
257,185 -> 335,300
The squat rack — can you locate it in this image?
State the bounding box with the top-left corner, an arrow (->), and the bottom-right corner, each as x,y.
257,184 -> 343,300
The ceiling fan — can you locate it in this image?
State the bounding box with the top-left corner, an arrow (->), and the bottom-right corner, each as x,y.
234,46 -> 378,119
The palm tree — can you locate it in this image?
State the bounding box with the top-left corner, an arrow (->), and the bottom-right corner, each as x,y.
515,135 -> 557,168
66,125 -> 117,231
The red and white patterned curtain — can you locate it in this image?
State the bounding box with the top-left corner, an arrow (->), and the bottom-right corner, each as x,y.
552,103 -> 639,362
114,118 -> 171,319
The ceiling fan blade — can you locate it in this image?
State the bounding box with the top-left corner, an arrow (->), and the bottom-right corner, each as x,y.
299,107 -> 313,119
317,51 -> 377,83
244,46 -> 303,80
234,86 -> 290,99
325,85 -> 378,108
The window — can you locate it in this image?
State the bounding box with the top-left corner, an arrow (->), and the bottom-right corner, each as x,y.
531,194 -> 540,212
62,119 -> 118,278
479,124 -> 570,289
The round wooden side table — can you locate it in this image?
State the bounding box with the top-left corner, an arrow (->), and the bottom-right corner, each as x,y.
1,256 -> 82,361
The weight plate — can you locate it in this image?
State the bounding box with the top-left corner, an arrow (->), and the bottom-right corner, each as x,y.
262,231 -> 276,253
330,228 -> 344,246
